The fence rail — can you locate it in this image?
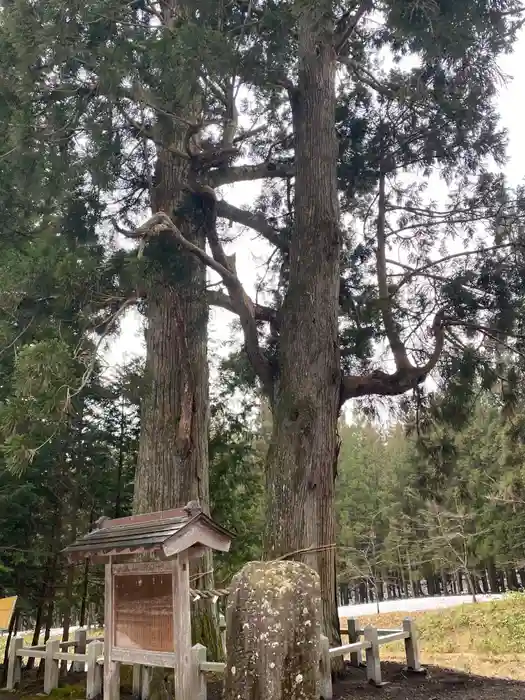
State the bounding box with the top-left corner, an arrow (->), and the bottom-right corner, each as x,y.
5,617 -> 423,699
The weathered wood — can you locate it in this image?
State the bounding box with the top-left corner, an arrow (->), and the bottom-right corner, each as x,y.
112,561 -> 173,575
318,635 -> 333,700
163,524 -> 231,558
6,635 -> 23,689
403,618 -> 424,673
376,631 -> 408,644
132,665 -> 142,698
347,618 -> 362,667
199,661 -> 226,673
54,652 -> 88,663
328,641 -> 369,658
111,648 -> 176,667
364,627 -> 383,687
72,628 -> 87,671
17,648 -> 47,659
172,553 -> 192,700
141,666 -> 152,700
87,640 -> 104,700
104,558 -> 120,700
192,644 -> 207,700
44,638 -> 60,694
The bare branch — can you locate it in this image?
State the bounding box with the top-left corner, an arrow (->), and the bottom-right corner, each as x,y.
216,199 -> 288,251
376,171 -> 411,371
208,160 -> 294,187
335,0 -> 374,55
127,211 -> 274,395
340,311 -> 446,404
207,289 -> 277,325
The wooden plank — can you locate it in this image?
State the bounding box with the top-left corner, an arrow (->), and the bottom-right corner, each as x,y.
172,553 -> 193,700
376,631 -> 408,644
318,635 -> 333,700
6,635 -> 24,689
104,557 -> 120,700
111,648 -> 176,667
328,641 -> 369,658
192,644 -> 207,700
54,652 -> 88,663
112,561 -> 173,575
17,649 -> 47,659
199,661 -> 226,674
87,641 -> 104,700
44,638 -> 60,694
132,665 -> 142,699
163,524 -> 231,557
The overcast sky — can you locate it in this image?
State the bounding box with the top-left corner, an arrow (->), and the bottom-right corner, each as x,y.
103,27 -> 525,388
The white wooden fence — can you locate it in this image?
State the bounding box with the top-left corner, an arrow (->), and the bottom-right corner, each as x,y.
5,630 -> 105,699
5,617 -> 423,698
193,617 -> 424,699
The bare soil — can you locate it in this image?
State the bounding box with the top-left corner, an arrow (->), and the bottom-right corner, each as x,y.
1,662 -> 524,700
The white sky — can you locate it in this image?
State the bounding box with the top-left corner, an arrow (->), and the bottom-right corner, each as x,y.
103,28 -> 525,390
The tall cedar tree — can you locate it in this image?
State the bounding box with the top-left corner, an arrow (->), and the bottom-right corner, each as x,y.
1,0 -> 525,648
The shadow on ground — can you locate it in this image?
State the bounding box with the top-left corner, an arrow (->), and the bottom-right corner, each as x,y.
332,661 -> 525,699
1,662 -> 524,700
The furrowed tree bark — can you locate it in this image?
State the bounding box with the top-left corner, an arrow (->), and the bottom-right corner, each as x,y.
132,125 -> 222,661
263,0 -> 342,658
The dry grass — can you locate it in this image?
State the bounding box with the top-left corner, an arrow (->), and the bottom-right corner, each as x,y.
339,593 -> 525,680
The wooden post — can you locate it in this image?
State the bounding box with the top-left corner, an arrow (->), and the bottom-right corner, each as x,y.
347,618 -> 362,667
192,644 -> 207,700
44,638 -> 60,694
364,627 -> 382,686
172,553 -> 192,700
318,635 -> 332,700
141,667 -> 152,700
403,618 -> 424,673
86,640 -> 103,700
103,558 -> 120,700
132,665 -> 142,699
219,613 -> 226,654
6,634 -> 23,690
72,628 -> 87,672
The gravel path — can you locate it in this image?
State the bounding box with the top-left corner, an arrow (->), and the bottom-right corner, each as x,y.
338,593 -> 504,618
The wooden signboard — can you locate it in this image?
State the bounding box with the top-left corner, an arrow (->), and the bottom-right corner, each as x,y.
113,574 -> 173,652
0,596 -> 17,631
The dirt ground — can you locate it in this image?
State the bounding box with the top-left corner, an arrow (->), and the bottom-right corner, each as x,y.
1,662 -> 524,700
332,661 -> 525,700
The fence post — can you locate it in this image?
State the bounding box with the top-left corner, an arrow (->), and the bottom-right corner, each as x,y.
347,618 -> 362,667
6,635 -> 24,690
44,638 -> 60,694
364,627 -> 383,686
72,628 -> 87,672
86,640 -> 103,700
318,635 -> 332,700
192,644 -> 207,700
219,613 -> 226,654
403,618 -> 424,673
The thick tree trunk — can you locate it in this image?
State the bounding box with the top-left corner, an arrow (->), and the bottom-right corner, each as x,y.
132,142 -> 220,662
263,2 -> 341,654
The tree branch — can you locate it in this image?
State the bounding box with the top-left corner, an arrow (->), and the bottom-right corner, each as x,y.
340,310 -> 446,404
207,289 -> 277,325
376,171 -> 411,371
127,211 -> 274,395
208,160 -> 294,187
335,0 -> 374,55
216,199 -> 288,251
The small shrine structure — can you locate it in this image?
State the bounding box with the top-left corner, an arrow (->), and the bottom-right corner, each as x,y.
63,502 -> 232,700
